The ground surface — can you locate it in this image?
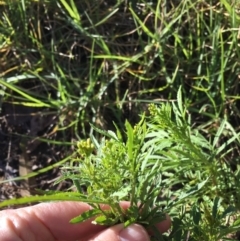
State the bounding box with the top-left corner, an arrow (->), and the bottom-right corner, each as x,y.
0,102 -> 72,203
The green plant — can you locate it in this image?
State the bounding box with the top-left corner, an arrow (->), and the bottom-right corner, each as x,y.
1,1 -> 240,239
1,88 -> 240,240
1,0 -> 240,188
0,111 -> 168,240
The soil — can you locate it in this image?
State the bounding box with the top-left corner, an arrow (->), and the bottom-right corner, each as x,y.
0,102 -> 72,207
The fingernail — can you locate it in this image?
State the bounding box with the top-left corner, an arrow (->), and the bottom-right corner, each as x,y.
119,224 -> 149,241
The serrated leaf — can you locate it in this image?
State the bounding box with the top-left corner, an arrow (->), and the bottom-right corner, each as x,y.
70,209 -> 103,224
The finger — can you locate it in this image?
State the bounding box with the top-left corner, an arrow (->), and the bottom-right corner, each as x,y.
154,214 -> 171,233
0,202 -> 106,241
0,201 -> 171,241
89,223 -> 150,241
0,201 -> 132,241
28,202 -> 170,239
28,201 -> 108,240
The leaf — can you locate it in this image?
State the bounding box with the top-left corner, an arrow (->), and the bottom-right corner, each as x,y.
216,134 -> 240,156
177,86 -> 183,116
0,78 -> 52,107
90,135 -> 100,149
111,186 -> 131,199
0,152 -> 74,184
34,189 -> 63,195
191,205 -> 201,225
137,178 -> 151,201
213,119 -> 226,148
70,209 -> 103,224
125,205 -> 139,222
93,214 -> 119,226
124,216 -> 137,227
129,4 -> 155,39
176,178 -> 209,202
59,0 -> 81,22
113,122 -> 123,141
90,124 -> 119,141
0,192 -> 108,208
233,216 -> 240,226
125,120 -> 134,161
171,218 -> 184,241
107,130 -> 119,141
150,225 -> 165,241
148,212 -> 166,227
212,197 -> 222,219
220,205 -> 237,219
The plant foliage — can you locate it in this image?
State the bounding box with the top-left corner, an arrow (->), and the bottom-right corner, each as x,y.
1,89 -> 240,240
1,0 -> 240,240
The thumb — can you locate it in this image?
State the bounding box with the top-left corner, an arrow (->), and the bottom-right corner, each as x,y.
90,223 -> 150,241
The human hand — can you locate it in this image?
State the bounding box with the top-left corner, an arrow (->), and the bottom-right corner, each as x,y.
0,201 -> 171,241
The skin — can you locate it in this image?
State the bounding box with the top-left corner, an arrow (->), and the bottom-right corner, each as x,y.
0,201 -> 171,241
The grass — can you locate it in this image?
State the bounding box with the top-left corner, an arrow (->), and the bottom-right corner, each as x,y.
1,0 -> 240,240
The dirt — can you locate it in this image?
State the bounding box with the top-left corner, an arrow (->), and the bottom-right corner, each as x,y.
0,102 -> 72,205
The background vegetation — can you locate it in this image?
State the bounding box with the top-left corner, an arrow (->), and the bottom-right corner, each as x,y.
1,0 -> 240,240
